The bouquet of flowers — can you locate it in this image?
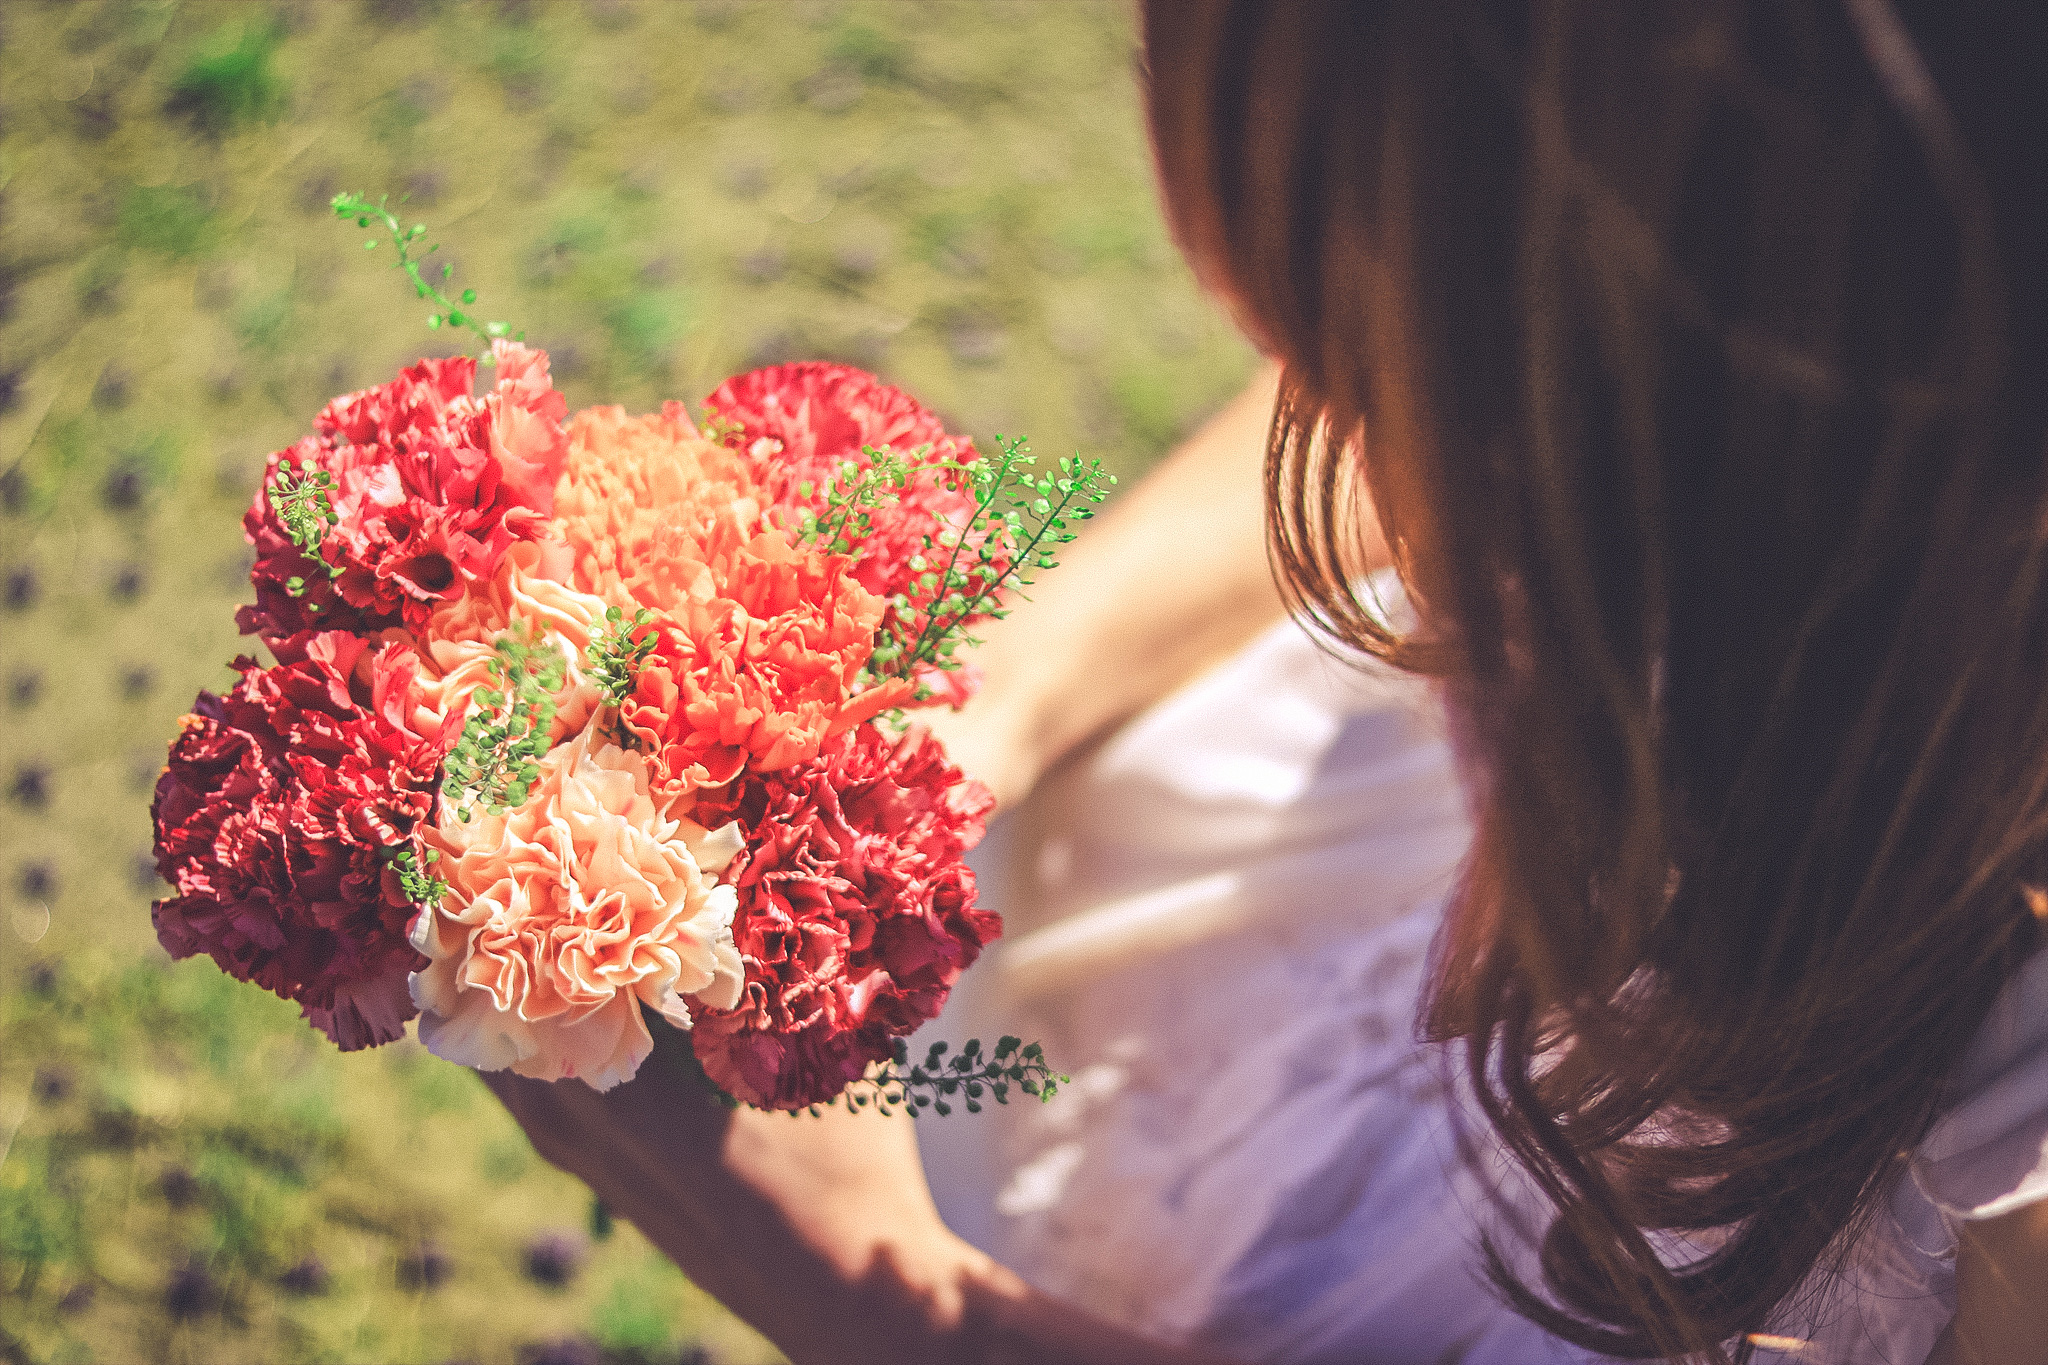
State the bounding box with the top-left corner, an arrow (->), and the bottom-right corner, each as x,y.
148,196 -> 1105,1112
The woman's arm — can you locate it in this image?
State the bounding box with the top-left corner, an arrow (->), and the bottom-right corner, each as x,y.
928,359 -> 1358,808
1925,1199 -> 2048,1365
486,1048 -> 1241,1365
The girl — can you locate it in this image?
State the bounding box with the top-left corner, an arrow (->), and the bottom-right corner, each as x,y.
489,3 -> 2048,1360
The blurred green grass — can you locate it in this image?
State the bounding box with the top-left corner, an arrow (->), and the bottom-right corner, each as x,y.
0,2 -> 1256,1361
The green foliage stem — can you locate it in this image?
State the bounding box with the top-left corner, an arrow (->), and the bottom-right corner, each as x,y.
330,191 -> 523,358
440,629 -> 566,822
840,1036 -> 1065,1118
584,606 -> 658,707
385,846 -> 448,908
870,436 -> 1115,691
268,456 -> 341,597
795,446 -> 929,556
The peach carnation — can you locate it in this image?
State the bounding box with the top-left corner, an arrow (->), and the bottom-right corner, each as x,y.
407,539 -> 609,747
550,403 -> 763,607
409,727 -> 745,1090
618,525 -> 916,801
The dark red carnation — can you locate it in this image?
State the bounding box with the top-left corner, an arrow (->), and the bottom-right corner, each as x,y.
239,342 -> 568,643
704,363 -> 1006,705
151,632 -> 451,1050
686,723 -> 1000,1109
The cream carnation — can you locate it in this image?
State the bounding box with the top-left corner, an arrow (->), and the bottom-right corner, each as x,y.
410,726 -> 745,1090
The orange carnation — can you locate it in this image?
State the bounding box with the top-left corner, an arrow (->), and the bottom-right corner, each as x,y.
619,526 -> 915,801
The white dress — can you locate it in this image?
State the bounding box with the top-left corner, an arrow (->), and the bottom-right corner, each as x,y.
914,577 -> 2048,1365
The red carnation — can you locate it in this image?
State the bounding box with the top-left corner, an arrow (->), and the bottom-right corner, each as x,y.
686,724 -> 1000,1109
239,342 -> 568,643
704,363 -> 1007,703
151,632 -> 450,1050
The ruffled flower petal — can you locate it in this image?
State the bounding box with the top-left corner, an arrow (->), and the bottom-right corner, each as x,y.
149,633 -> 446,1050
411,727 -> 741,1090
686,724 -> 999,1109
239,343 -> 569,643
705,363 -> 1005,706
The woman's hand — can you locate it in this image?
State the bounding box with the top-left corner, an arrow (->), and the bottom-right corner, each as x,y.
485,1033 -> 968,1365
485,1028 -> 1242,1365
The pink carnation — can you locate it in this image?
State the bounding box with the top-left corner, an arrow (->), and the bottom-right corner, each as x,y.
705,363 -> 1005,704
151,633 -> 450,1050
239,341 -> 568,643
686,724 -> 1000,1110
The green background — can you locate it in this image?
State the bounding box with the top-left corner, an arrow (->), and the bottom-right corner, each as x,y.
0,2 -> 1254,1362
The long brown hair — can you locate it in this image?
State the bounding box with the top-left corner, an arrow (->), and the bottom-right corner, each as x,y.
1143,2 -> 2048,1359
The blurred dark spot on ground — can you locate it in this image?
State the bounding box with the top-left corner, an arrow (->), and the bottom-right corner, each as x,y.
945,312 -> 1007,367
280,1255 -> 330,1295
398,1241 -> 454,1290
296,170 -> 338,215
73,89 -> 117,141
121,665 -> 156,699
520,1336 -> 601,1365
102,461 -> 147,511
26,961 -> 59,996
159,1164 -> 200,1208
363,0 -> 439,27
129,749 -> 163,795
194,264 -> 237,312
704,74 -> 758,113
8,671 -> 39,707
164,1259 -> 220,1320
743,330 -> 800,371
0,466 -> 25,512
34,1067 -> 73,1103
720,156 -> 769,200
110,563 -> 147,602
832,239 -> 884,281
6,565 -> 39,611
57,1282 -> 96,1315
77,261 -> 123,314
0,366 -> 23,414
521,1230 -> 584,1287
802,68 -> 864,115
216,452 -> 262,497
739,245 -> 786,285
10,763 -> 51,810
401,167 -> 445,206
522,340 -> 578,381
131,850 -> 161,892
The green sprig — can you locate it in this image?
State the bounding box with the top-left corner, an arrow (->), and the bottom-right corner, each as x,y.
330,191 -> 522,358
385,846 -> 448,908
841,1036 -> 1066,1118
794,445 -> 938,556
585,605 -> 657,707
871,436 -> 1114,692
269,456 -> 342,596
440,628 -> 566,822
697,1036 -> 1068,1118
